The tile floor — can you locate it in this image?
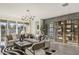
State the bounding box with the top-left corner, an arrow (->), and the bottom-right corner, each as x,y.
50,41 -> 79,55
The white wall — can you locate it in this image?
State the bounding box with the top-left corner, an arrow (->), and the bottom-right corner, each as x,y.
31,17 -> 41,36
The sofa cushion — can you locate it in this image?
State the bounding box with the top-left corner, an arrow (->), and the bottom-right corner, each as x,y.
32,42 -> 45,51
6,34 -> 13,41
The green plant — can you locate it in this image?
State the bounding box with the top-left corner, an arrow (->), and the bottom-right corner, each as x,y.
40,23 -> 48,35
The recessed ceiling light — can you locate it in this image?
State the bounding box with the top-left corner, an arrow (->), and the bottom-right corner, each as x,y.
62,3 -> 69,7
26,10 -> 30,12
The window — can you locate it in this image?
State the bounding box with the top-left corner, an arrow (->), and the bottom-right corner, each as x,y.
0,20 -> 7,41
18,23 -> 24,34
8,21 -> 16,34
49,22 -> 54,39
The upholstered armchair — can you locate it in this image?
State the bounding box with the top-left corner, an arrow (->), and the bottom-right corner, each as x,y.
36,34 -> 50,49
25,41 -> 45,55
5,33 -> 16,47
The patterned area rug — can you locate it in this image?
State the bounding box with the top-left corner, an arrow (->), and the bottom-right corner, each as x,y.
2,46 -> 56,55
2,46 -> 26,55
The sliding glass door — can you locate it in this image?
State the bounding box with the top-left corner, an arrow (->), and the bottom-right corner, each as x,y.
17,23 -> 24,34
0,20 -> 7,42
8,21 -> 16,34
0,20 -> 28,42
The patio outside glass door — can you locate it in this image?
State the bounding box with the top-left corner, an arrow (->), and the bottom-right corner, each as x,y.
18,23 -> 24,34
0,21 -> 7,42
8,21 -> 16,34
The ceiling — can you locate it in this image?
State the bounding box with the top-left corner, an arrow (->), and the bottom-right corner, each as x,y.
0,3 -> 79,19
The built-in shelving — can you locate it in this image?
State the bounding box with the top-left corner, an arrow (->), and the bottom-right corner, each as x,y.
56,20 -> 79,45
56,21 -> 63,42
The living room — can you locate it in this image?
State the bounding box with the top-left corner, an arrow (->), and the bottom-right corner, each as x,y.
1,3 -> 79,55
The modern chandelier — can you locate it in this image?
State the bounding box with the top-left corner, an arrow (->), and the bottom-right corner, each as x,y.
21,10 -> 35,21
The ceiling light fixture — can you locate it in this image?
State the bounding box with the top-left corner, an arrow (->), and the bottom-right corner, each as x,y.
21,10 -> 35,21
21,10 -> 35,34
62,3 -> 69,7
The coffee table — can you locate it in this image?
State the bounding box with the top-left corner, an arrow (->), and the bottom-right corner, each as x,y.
24,38 -> 39,43
14,40 -> 32,50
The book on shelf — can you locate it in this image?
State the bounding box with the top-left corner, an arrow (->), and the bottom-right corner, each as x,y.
57,29 -> 62,32
67,20 -> 71,23
66,30 -> 71,32
66,25 -> 71,28
74,25 -> 78,28
66,34 -> 71,36
58,36 -> 63,39
61,22 -> 64,24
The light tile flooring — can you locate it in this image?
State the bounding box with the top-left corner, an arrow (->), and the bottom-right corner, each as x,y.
50,41 -> 79,55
